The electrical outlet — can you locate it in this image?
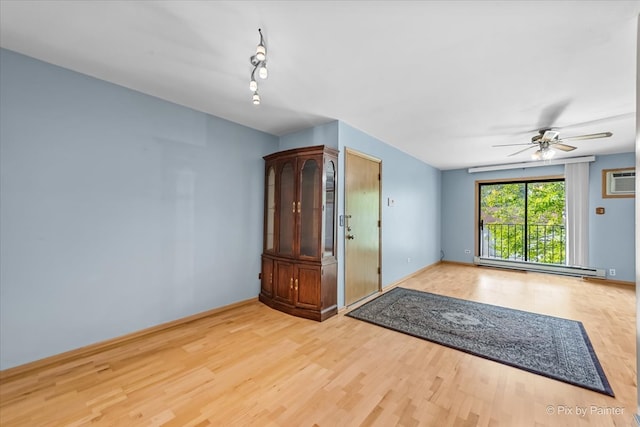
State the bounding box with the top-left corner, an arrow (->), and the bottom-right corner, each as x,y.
609,269 -> 616,277
407,257 -> 411,263
464,249 -> 471,254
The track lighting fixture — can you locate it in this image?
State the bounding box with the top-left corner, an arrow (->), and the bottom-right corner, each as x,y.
249,28 -> 268,105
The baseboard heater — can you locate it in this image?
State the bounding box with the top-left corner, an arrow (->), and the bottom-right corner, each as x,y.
473,256 -> 606,278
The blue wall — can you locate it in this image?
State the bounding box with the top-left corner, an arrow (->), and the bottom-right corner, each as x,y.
337,123 -> 442,305
441,154 -> 635,281
588,153 -> 635,281
0,49 -> 278,369
279,121 -> 338,151
276,121 -> 442,307
441,164 -> 564,264
2,47 -> 632,371
0,49 -> 442,369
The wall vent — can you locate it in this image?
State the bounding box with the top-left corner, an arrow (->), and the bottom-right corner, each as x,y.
610,171 -> 635,194
603,168 -> 635,198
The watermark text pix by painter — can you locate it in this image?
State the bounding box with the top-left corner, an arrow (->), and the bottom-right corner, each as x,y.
546,404 -> 624,417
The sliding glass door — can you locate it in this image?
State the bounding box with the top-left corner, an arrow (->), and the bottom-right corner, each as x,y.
479,179 -> 565,264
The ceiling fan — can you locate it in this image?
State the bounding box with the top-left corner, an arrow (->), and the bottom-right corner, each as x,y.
493,129 -> 613,160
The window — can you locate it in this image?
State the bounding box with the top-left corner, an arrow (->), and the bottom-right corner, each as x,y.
478,178 -> 565,264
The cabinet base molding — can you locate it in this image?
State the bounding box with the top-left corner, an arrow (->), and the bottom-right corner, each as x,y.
259,294 -> 338,321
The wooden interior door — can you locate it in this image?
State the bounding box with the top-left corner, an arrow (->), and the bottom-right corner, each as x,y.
345,149 -> 381,305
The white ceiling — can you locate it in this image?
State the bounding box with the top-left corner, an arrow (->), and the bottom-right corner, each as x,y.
1,1 -> 638,169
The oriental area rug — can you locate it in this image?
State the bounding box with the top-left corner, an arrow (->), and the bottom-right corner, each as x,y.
346,287 -> 613,396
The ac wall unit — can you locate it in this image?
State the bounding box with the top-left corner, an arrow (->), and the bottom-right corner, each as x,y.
603,168 -> 635,197
610,171 -> 635,194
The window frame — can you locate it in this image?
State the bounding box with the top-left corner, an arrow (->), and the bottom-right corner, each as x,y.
474,175 -> 565,259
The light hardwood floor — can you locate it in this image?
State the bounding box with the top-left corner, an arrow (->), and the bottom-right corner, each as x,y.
0,263 -> 636,426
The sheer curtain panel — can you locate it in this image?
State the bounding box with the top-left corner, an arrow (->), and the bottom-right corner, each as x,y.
565,162 -> 589,266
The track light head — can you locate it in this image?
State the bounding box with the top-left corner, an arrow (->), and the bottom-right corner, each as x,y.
258,64 -> 268,79
256,45 -> 266,62
256,28 -> 266,61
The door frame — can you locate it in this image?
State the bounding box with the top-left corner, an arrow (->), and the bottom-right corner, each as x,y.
344,147 -> 382,306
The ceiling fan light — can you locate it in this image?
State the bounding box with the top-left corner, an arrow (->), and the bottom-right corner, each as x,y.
252,93 -> 260,105
542,148 -> 555,160
249,79 -> 258,92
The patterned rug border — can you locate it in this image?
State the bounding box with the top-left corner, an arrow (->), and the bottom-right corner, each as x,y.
346,287 -> 614,397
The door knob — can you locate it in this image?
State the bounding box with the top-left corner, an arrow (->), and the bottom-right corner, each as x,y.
346,234 -> 355,240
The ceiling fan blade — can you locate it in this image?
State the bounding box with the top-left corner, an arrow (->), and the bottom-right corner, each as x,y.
489,112 -> 630,137
492,143 -> 532,147
508,145 -> 537,157
559,132 -> 612,142
537,99 -> 571,129
558,112 -> 633,130
552,143 -> 577,152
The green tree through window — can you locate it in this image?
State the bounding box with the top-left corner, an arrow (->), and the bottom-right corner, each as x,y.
480,180 -> 565,264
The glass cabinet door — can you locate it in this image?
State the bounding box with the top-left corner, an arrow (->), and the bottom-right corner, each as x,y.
265,166 -> 275,252
299,158 -> 321,258
278,161 -> 295,256
324,160 -> 336,257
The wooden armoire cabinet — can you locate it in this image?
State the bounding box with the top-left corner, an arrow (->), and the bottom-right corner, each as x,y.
259,145 -> 338,321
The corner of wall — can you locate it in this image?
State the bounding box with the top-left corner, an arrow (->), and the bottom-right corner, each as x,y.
278,120 -> 339,151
